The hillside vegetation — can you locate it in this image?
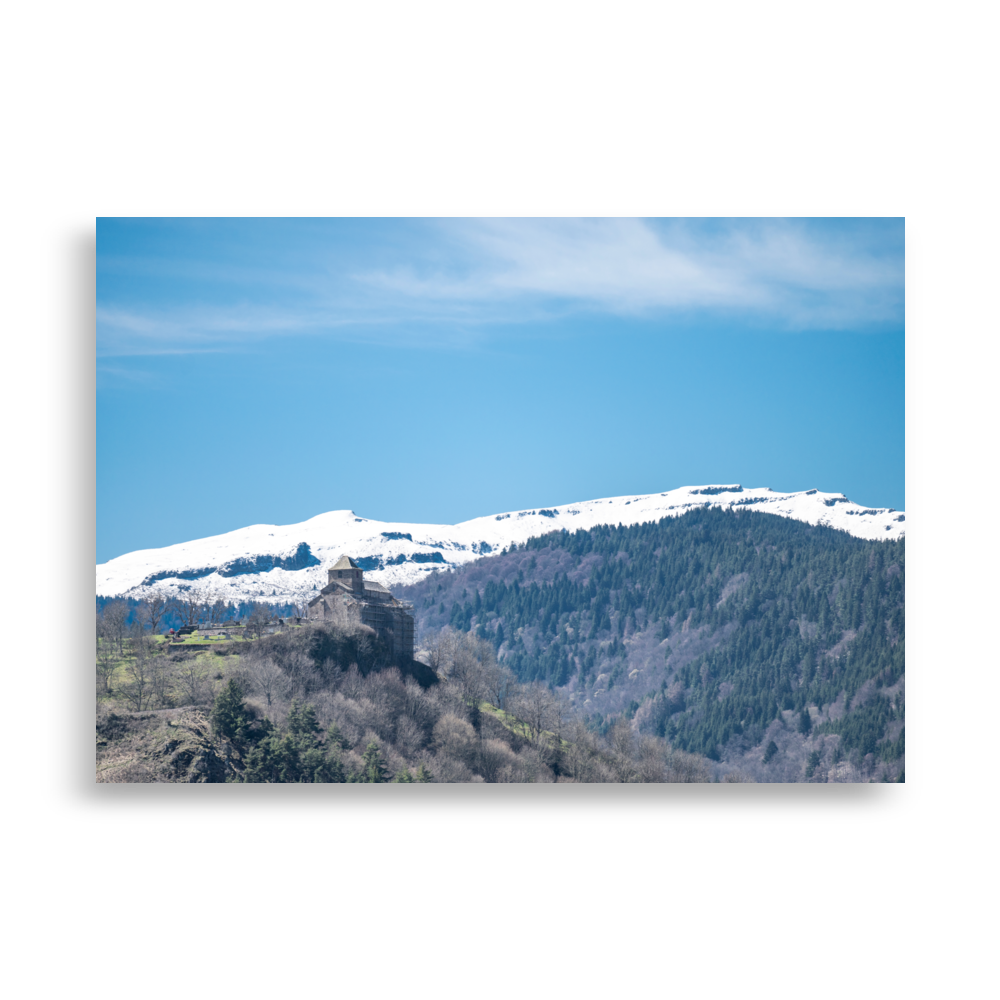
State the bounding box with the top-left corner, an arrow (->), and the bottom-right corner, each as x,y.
398,507 -> 905,782
96,508 -> 904,782
96,610 -> 715,782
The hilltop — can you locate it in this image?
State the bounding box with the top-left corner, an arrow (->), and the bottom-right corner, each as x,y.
398,506 -> 905,781
96,484 -> 905,606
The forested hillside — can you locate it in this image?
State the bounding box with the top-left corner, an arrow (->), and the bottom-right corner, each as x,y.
397,508 -> 905,782
95,618 -> 715,783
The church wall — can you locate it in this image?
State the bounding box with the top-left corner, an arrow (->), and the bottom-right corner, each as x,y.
358,602 -> 414,660
307,577 -> 414,661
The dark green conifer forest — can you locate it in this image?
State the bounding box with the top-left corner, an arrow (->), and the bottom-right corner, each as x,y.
399,508 -> 905,779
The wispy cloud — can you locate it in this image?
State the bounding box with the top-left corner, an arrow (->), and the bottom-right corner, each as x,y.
96,305 -> 322,356
95,364 -> 161,386
97,218 -> 903,355
360,218 -> 903,326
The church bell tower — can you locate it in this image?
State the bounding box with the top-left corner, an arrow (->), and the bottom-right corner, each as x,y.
329,554 -> 364,594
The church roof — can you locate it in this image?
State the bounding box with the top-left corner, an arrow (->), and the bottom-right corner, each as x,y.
331,555 -> 359,570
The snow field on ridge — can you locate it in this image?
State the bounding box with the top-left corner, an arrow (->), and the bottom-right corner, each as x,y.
96,484 -> 906,605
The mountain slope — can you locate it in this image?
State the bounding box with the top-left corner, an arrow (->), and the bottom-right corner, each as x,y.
96,484 -> 905,604
398,506 -> 905,782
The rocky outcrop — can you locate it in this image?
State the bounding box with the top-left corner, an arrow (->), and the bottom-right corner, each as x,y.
96,708 -> 227,783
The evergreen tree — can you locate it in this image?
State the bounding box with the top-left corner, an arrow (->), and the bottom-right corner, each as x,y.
321,744 -> 347,783
326,722 -> 347,750
415,763 -> 433,783
242,724 -> 346,783
299,743 -> 328,781
802,650 -> 816,685
242,737 -> 274,783
211,679 -> 247,741
362,741 -> 389,783
287,700 -> 320,735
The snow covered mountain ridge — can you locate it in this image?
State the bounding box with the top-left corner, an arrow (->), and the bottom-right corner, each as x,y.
96,485 -> 905,606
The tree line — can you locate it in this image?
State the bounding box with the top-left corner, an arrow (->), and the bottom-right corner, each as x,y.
96,593 -> 300,635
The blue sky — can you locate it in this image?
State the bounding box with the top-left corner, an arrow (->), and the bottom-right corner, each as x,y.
97,218 -> 904,563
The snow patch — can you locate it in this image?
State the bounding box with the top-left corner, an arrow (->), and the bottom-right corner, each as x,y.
97,484 -> 905,605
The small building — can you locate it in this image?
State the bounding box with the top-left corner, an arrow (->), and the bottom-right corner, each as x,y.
307,555 -> 414,661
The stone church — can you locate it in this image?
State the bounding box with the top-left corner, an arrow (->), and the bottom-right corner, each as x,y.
307,555 -> 415,661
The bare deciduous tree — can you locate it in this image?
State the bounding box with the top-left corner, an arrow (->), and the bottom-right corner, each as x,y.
394,715 -> 425,758
124,620 -> 164,708
279,650 -> 314,695
132,620 -> 171,706
477,738 -> 522,783
122,653 -> 151,711
432,714 -> 477,769
607,717 -> 637,782
562,720 -> 612,783
449,640 -> 491,708
339,665 -> 366,701
510,683 -> 559,745
102,601 -> 130,656
137,594 -> 168,635
245,602 -> 272,641
96,613 -> 117,694
482,659 -> 517,712
246,653 -> 287,708
635,735 -> 667,782
514,745 -> 556,783
429,630 -> 511,720
129,619 -> 154,661
664,746 -> 711,783
177,660 -> 209,705
149,656 -> 175,708
421,628 -> 457,674
171,595 -> 204,628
